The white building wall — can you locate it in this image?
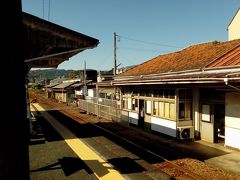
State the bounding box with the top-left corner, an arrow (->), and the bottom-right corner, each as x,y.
228,9 -> 240,41
75,90 -> 82,95
55,92 -> 67,102
151,117 -> 177,137
88,89 -> 96,97
193,89 -> 200,136
225,92 -> 240,149
129,112 -> 138,125
201,121 -> 214,142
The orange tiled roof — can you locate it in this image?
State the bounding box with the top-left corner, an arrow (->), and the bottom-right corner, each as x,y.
206,45 -> 240,67
119,39 -> 240,76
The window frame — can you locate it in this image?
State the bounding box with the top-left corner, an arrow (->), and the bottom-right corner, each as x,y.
152,98 -> 176,121
178,89 -> 193,121
201,104 -> 211,123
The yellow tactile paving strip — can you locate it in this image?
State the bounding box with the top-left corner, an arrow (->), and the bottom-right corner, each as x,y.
32,103 -> 125,180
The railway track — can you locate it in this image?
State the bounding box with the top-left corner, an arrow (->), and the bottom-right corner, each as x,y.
48,110 -> 207,180
29,91 -> 237,179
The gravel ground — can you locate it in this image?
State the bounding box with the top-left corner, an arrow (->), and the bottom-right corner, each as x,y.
154,158 -> 239,180
29,90 -> 240,180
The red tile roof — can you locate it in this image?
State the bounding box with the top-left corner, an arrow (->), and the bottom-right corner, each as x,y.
119,39 -> 240,76
206,45 -> 240,67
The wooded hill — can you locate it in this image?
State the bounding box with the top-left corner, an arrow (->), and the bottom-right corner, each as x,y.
27,69 -> 75,82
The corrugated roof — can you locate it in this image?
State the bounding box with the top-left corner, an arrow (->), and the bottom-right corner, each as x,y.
71,83 -> 84,87
113,67 -> 240,86
45,82 -> 60,88
96,80 -> 113,87
71,80 -> 93,87
53,81 -> 76,89
119,39 -> 240,76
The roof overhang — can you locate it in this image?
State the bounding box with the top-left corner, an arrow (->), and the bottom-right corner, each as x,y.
23,12 -> 99,70
96,80 -> 113,87
113,66 -> 240,86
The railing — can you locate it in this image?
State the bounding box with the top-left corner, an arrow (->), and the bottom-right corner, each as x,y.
78,97 -> 121,122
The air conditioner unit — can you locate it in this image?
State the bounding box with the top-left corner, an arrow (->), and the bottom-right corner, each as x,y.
177,126 -> 194,140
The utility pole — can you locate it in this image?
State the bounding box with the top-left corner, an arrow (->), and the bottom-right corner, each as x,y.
114,32 -> 117,76
84,60 -> 87,96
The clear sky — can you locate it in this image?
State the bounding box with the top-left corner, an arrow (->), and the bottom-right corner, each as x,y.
22,0 -> 240,71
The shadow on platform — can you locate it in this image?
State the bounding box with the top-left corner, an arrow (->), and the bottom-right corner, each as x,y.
30,157 -> 94,176
32,109 -> 230,165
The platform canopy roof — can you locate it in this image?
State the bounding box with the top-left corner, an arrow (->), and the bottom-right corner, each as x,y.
23,12 -> 99,71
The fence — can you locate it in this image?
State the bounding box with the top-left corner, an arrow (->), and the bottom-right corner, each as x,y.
78,97 -> 121,122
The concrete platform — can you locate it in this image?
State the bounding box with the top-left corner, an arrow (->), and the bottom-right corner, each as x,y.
29,103 -> 171,179
122,123 -> 240,177
195,140 -> 240,176
29,102 -> 240,179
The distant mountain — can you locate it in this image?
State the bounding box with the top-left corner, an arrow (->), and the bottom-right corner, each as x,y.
27,69 -> 75,82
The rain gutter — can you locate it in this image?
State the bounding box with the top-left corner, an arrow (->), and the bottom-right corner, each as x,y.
24,46 -> 96,63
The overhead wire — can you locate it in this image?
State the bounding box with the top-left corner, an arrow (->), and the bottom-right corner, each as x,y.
48,0 -> 51,21
117,34 -> 183,49
115,33 -> 181,68
118,46 -> 171,53
42,0 -> 51,20
42,0 -> 45,19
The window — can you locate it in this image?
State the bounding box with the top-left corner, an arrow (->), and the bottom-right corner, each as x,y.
163,89 -> 175,99
170,103 -> 176,119
132,99 -> 135,110
178,89 -> 192,121
164,102 -> 170,118
179,103 -> 185,119
153,101 -> 158,115
159,90 -> 164,98
127,98 -> 132,110
123,98 -> 128,109
201,104 -> 211,122
132,98 -> 138,111
159,102 -> 164,117
169,89 -> 175,99
185,101 -> 192,120
123,97 -> 133,110
146,89 -> 152,97
178,101 -> 192,120
139,89 -> 152,97
151,89 -> 177,120
146,100 -> 151,114
153,101 -> 176,120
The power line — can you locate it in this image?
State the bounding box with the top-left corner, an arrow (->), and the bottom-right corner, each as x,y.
48,0 -> 51,20
119,46 -> 171,53
42,0 -> 51,20
117,34 -> 183,49
42,0 -> 45,19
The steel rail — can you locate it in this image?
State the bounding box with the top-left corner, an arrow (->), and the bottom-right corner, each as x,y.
31,96 -> 208,180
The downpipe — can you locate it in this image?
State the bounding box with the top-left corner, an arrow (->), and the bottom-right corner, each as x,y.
224,78 -> 240,91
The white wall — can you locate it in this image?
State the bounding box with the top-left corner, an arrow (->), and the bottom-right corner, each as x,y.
225,92 -> 240,149
228,9 -> 240,41
75,90 -> 82,95
55,92 -> 66,102
129,112 -> 138,125
201,122 -> 214,142
88,89 -> 96,97
151,117 -> 177,137
193,89 -> 200,132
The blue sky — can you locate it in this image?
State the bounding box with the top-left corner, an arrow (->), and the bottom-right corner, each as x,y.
22,0 -> 240,71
